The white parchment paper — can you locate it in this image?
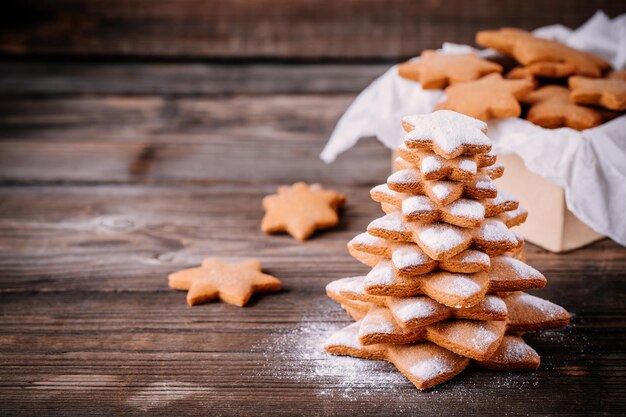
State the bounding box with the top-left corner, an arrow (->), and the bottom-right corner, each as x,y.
321,11 -> 626,246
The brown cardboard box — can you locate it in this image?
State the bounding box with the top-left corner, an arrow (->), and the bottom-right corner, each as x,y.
392,152 -> 605,252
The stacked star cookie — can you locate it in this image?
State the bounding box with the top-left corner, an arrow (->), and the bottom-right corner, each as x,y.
324,110 -> 570,390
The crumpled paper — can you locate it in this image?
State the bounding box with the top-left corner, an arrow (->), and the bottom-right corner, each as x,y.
321,11 -> 626,246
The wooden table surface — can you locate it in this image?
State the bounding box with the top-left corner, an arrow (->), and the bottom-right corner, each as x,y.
0,61 -> 625,416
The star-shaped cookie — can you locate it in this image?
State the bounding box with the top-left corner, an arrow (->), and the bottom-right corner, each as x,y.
261,182 -> 346,241
521,85 -> 603,130
568,76 -> 626,111
168,258 -> 281,306
476,28 -> 610,78
401,110 -> 492,159
398,51 -> 502,89
435,73 -> 534,121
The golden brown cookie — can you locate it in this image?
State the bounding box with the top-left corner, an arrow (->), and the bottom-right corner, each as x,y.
507,62 -> 577,81
401,110 -> 492,159
521,85 -> 604,130
435,73 -> 534,121
325,324 -> 540,390
261,182 -> 346,241
398,50 -> 503,89
168,259 -> 281,306
608,70 -> 626,81
476,28 -> 610,78
568,76 -> 626,111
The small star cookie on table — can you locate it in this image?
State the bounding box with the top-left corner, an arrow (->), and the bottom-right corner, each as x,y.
398,50 -> 502,89
169,258 -> 281,307
261,182 -> 346,241
434,73 -> 534,121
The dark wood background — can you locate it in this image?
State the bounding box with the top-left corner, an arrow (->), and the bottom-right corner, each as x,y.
1,1 -> 625,416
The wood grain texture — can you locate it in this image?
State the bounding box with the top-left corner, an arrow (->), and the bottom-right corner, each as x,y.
0,184 -> 625,416
1,0 -> 624,59
0,61 -> 388,95
0,95 -> 390,184
0,57 -> 625,414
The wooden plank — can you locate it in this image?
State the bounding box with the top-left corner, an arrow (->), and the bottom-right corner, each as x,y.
1,0 -> 623,59
0,61 -> 389,95
0,95 -> 391,184
0,183 -> 624,415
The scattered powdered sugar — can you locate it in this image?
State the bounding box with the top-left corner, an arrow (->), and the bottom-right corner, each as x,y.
470,326 -> 498,351
499,256 -> 541,279
479,220 -> 517,243
501,206 -> 527,221
325,323 -> 362,349
402,111 -> 490,155
392,245 -> 428,269
255,314 -> 408,401
408,356 -> 453,381
446,275 -> 482,297
393,298 -> 437,321
417,223 -> 466,252
448,199 -> 485,220
402,196 -> 434,214
430,183 -> 454,200
420,156 -> 444,174
458,159 -> 478,174
368,212 -> 406,232
366,261 -> 395,285
388,169 -> 420,185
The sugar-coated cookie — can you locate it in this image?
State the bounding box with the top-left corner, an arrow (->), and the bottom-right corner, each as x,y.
168,259 -> 281,306
435,73 -> 534,121
261,182 -> 346,241
398,50 -> 502,89
401,110 -> 492,159
325,324 -> 540,390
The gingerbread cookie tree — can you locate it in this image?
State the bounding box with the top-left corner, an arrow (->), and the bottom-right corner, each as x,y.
325,110 -> 569,390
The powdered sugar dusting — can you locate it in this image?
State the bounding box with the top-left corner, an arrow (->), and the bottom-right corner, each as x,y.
366,261 -> 395,285
421,156 -> 444,174
392,245 -> 429,269
470,326 -> 498,351
408,356 -> 453,381
482,295 -> 507,314
448,199 -> 485,220
402,110 -> 490,155
371,183 -> 401,198
446,275 -> 482,297
479,219 -> 517,243
417,223 -> 466,252
255,312 -> 408,401
402,196 -> 434,215
393,298 -> 438,321
457,250 -> 490,265
475,179 -> 496,191
368,212 -> 406,233
517,293 -> 561,318
388,169 -> 420,185
349,232 -> 385,248
458,159 -> 478,174
499,337 -> 536,362
430,182 -> 454,200
499,256 -> 541,279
